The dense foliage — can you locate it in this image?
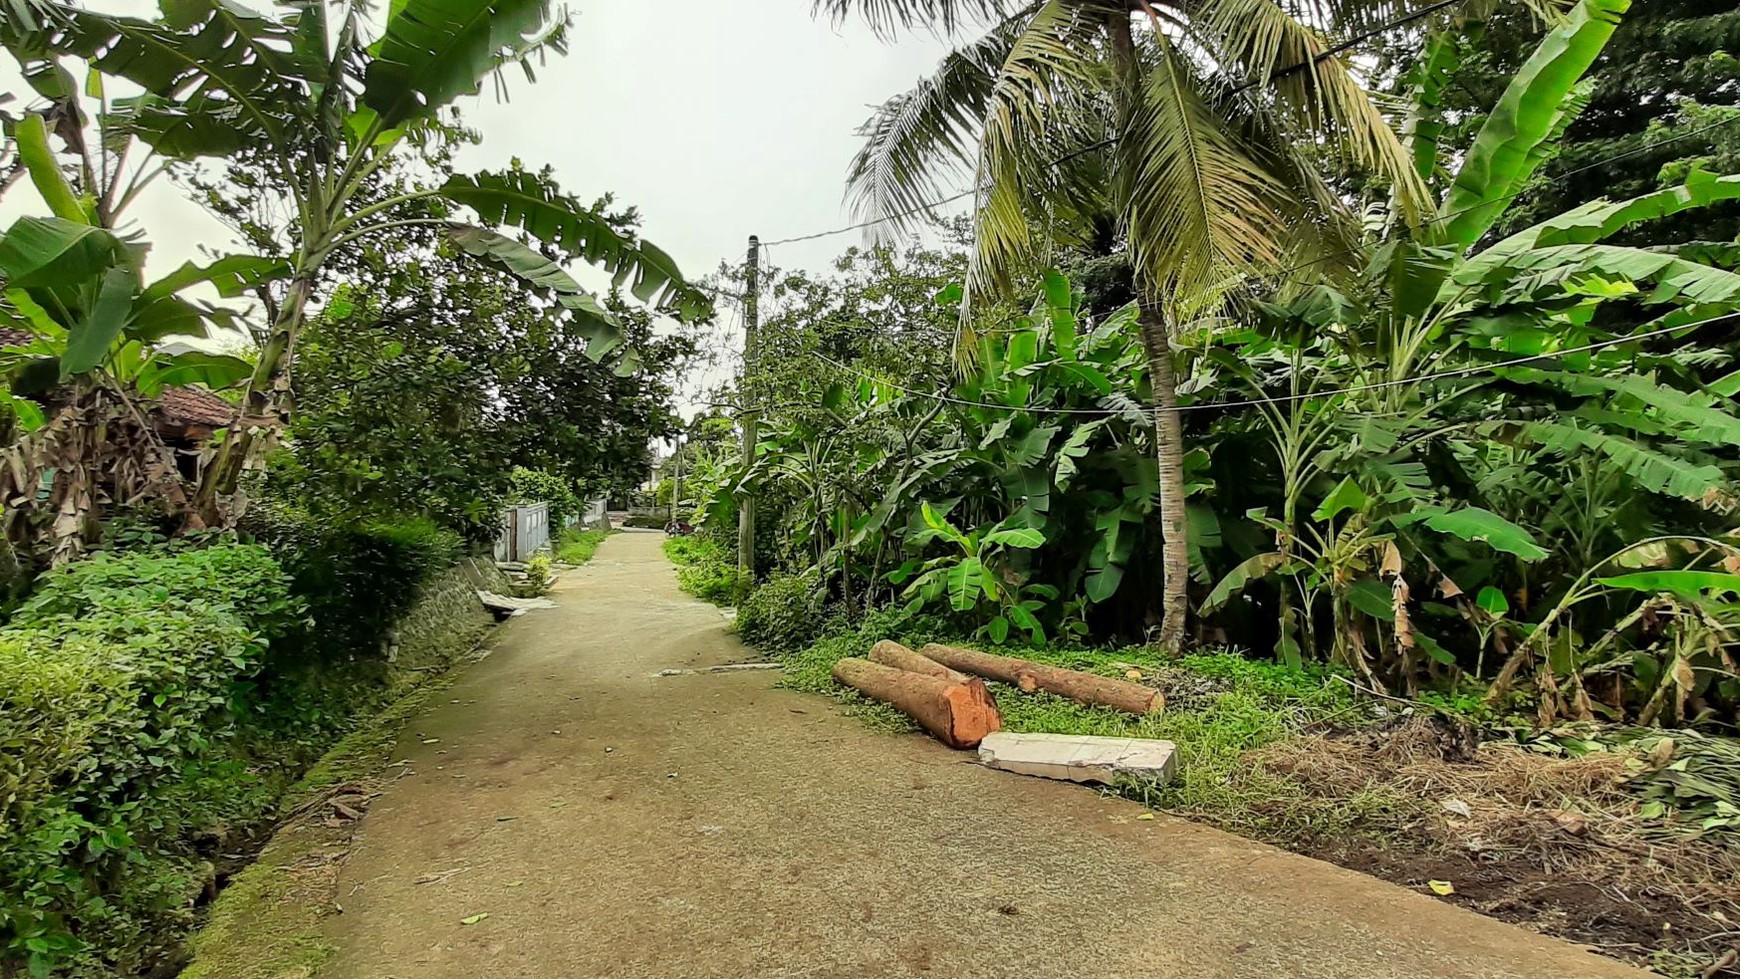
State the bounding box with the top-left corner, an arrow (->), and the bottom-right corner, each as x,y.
681,0 -> 1740,730
0,545 -> 300,975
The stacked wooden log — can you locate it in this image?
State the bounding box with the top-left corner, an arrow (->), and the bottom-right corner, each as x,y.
830,640 -> 1165,750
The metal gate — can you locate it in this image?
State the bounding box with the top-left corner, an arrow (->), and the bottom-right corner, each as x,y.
493,501 -> 550,563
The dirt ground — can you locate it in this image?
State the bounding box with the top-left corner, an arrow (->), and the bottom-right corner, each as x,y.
315,530 -> 1649,978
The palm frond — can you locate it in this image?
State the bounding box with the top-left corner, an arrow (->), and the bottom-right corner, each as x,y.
813,0 -> 1020,38
845,20 -> 1018,235
965,0 -> 1105,320
1191,0 -> 1434,226
1122,32 -> 1287,300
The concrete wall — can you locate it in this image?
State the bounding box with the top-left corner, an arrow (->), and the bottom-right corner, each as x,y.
384,564 -> 496,674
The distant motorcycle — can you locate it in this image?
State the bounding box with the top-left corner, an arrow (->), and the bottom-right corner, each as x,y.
664,519 -> 694,537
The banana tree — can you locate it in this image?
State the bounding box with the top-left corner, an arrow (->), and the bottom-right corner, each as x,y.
1,0 -> 711,525
0,68 -> 266,557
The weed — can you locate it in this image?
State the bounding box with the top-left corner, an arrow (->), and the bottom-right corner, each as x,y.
553,528 -> 613,566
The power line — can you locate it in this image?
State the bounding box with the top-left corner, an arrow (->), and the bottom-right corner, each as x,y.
764,0 -> 1469,247
808,313 -> 1739,417
762,6 -> 1740,255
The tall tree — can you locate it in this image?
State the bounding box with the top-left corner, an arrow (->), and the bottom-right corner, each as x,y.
819,0 -> 1442,651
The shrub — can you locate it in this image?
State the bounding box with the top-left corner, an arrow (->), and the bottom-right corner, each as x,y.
15,541 -> 305,641
663,536 -> 750,605
0,545 -> 298,976
509,467 -> 586,531
735,573 -> 829,652
245,503 -> 463,660
522,553 -> 554,596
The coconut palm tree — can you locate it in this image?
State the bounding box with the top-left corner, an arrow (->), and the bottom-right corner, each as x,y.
817,0 -> 1518,651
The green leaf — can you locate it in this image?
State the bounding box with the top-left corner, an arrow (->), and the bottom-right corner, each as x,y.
1595,571 -> 1740,602
143,255 -> 290,300
1520,419 -> 1727,501
14,114 -> 87,222
919,502 -> 968,547
1403,505 -> 1549,561
1346,579 -> 1396,621
1312,476 -> 1369,522
1040,270 -> 1075,359
443,224 -> 622,360
61,267 -> 135,378
0,217 -> 124,288
1201,552 -> 1286,615
137,352 -> 253,395
987,615 -> 1009,644
1084,565 -> 1123,604
1416,631 -> 1456,666
1400,27 -> 1469,182
946,558 -> 983,612
16,3 -> 311,158
363,0 -> 557,128
1440,0 -> 1629,249
440,170 -> 710,322
1476,585 -> 1510,617
1479,173 -> 1740,263
2,392 -> 46,432
1008,425 -> 1057,467
983,527 -> 1044,549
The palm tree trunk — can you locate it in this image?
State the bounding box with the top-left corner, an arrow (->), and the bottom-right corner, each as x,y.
1138,304 -> 1190,654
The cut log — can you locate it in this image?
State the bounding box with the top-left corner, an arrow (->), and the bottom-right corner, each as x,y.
868,640 -> 969,683
918,643 -> 1164,715
831,657 -> 1002,749
868,640 -> 999,715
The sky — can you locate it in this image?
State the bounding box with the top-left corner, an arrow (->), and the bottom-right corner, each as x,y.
0,0 -> 973,413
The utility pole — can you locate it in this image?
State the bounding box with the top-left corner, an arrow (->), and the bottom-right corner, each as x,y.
670,435 -> 682,525
737,235 -> 760,574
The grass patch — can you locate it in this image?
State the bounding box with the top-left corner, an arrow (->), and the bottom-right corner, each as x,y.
662,535 -> 751,606
553,528 -> 613,565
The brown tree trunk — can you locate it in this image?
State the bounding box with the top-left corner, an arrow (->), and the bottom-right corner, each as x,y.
192,273 -> 313,527
1138,306 -> 1191,655
832,657 -> 1002,749
920,644 -> 1164,715
868,640 -> 969,683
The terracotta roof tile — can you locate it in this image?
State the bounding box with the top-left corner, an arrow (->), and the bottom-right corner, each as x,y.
158,385 -> 236,428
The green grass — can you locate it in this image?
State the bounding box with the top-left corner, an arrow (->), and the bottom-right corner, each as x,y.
553,528 -> 614,565
662,535 -> 751,606
763,620 -> 1414,838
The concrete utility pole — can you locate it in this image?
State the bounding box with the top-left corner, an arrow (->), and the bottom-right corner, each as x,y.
738,235 -> 760,574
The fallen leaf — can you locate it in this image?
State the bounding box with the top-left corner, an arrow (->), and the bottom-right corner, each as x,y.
506,881 -> 524,888
1136,813 -> 1155,821
1439,798 -> 1472,819
1124,670 -> 1143,680
1550,810 -> 1587,835
1427,880 -> 1455,896
460,913 -> 489,925
421,739 -> 440,745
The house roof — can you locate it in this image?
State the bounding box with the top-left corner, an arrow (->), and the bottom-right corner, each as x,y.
158,385 -> 236,428
0,327 -> 237,429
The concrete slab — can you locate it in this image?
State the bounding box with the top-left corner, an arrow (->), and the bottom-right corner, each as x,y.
977,732 -> 1177,785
